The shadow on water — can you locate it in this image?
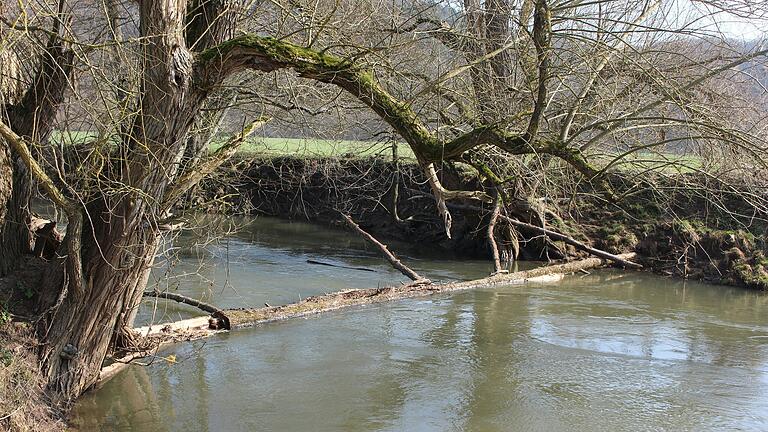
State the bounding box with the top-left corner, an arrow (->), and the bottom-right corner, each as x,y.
72,217 -> 768,431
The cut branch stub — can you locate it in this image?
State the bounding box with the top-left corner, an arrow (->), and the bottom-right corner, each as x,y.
143,290 -> 230,330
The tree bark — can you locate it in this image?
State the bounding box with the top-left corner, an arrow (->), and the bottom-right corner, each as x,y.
0,139 -> 13,276
38,0 -> 212,403
0,3 -> 75,276
40,224 -> 161,402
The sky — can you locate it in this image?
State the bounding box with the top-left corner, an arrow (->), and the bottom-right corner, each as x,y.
682,1 -> 767,40
704,13 -> 765,39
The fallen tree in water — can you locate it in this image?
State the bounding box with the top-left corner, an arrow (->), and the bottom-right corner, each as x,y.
227,253 -> 637,328
341,213 -> 430,284
98,252 -> 636,387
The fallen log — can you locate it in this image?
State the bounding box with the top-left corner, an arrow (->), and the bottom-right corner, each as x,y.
143,290 -> 230,329
226,253 -> 636,328
99,253 -> 636,387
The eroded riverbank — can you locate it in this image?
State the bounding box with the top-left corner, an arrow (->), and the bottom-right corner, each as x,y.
71,217 -> 768,431
187,156 -> 768,291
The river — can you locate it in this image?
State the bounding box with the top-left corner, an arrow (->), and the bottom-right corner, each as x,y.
71,216 -> 768,431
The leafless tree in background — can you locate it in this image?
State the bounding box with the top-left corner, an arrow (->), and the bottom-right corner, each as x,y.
0,0 -> 767,403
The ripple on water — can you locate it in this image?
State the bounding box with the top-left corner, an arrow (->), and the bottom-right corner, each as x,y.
72,218 -> 768,432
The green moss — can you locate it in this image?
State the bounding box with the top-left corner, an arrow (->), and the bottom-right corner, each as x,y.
199,35 -> 345,69
733,261 -> 768,290
596,223 -> 639,254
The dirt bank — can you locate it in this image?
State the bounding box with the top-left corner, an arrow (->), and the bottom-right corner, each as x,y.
0,258 -> 65,432
186,155 -> 768,290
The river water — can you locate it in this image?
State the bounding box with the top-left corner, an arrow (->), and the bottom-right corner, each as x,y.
72,217 -> 768,431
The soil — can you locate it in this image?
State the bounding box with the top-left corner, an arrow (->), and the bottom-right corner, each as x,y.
0,257 -> 65,432
185,155 -> 768,291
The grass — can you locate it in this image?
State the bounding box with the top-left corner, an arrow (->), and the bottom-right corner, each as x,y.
210,136 -> 416,159
52,130 -> 706,172
592,151 -> 704,174
50,130 -> 416,160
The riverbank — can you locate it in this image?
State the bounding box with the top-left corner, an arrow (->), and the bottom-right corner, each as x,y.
185,155 -> 768,290
0,258 -> 65,431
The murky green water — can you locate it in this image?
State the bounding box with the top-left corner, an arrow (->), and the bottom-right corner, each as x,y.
72,218 -> 768,431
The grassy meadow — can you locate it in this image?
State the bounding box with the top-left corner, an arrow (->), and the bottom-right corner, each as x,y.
51,130 -> 705,173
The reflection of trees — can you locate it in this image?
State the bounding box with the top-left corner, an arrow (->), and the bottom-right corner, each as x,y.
460,288 -> 535,431
72,366 -> 167,431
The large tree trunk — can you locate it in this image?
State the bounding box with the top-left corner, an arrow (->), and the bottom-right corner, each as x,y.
38,0 -> 217,403
0,155 -> 33,275
39,217 -> 160,402
0,9 -> 75,276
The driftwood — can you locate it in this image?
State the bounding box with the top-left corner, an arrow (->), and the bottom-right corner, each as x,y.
99,253 -> 636,387
143,291 -> 230,329
341,213 -> 430,284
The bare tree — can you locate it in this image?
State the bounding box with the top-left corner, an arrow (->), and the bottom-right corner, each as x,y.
0,0 -> 767,405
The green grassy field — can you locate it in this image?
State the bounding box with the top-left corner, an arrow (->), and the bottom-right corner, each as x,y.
210,136 -> 416,159
52,130 -> 705,172
52,130 -> 415,159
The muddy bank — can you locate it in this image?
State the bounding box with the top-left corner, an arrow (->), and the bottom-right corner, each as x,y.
187,156 -> 576,260
185,155 -> 768,290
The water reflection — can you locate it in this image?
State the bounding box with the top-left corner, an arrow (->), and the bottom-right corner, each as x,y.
137,216 -> 496,325
72,219 -> 768,431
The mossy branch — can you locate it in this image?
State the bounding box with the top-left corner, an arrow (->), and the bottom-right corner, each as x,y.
196,35 -> 440,162
195,34 -> 610,194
